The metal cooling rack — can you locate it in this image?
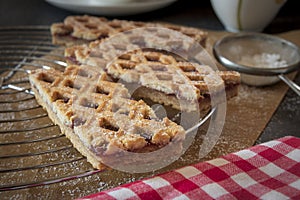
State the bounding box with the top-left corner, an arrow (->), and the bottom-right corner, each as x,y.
0,26 -> 214,192
0,26 -> 102,191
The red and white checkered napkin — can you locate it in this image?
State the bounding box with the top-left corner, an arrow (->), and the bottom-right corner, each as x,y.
80,136 -> 300,200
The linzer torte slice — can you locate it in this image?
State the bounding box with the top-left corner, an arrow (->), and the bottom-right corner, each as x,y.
65,37 -> 241,112
50,15 -> 208,47
29,65 -> 185,169
107,50 -> 241,112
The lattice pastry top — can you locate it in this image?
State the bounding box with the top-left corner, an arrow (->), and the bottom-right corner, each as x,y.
66,37 -> 240,105
29,65 -> 185,155
51,15 -> 207,47
107,50 -> 240,101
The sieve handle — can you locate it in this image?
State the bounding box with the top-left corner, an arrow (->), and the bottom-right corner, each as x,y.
278,74 -> 300,96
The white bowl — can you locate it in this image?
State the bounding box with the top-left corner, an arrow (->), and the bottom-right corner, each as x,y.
46,0 -> 177,16
210,0 -> 287,32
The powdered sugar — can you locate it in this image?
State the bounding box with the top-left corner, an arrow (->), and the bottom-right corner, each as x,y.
240,53 -> 287,69
239,53 -> 287,86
